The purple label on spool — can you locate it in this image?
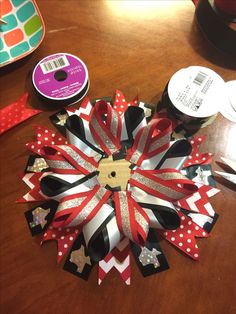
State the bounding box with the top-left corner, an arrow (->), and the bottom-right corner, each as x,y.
32,53 -> 88,100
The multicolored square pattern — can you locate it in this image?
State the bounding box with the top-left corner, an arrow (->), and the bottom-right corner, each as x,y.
0,0 -> 45,67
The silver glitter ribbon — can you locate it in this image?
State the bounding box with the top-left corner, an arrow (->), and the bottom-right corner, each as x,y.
89,101 -> 120,154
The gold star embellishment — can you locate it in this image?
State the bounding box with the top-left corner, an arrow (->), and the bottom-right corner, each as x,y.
56,113 -> 68,126
70,245 -> 91,273
27,158 -> 48,172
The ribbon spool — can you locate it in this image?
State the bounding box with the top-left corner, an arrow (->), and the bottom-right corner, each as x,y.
32,53 -> 89,106
195,0 -> 236,56
161,66 -> 227,132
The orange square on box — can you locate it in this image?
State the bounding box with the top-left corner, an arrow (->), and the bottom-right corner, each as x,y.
1,0 -> 12,16
4,28 -> 24,47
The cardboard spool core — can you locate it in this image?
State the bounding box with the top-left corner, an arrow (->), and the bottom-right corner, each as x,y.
98,156 -> 131,191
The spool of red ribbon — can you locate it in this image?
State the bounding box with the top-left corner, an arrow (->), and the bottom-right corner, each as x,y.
214,0 -> 236,16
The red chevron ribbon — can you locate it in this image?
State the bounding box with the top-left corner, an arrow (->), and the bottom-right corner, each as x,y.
177,183 -> 220,217
77,96 -> 93,121
89,100 -> 121,155
17,172 -> 51,202
41,144 -> 99,175
113,191 -> 150,246
98,237 -> 131,285
159,211 -> 208,260
126,118 -> 172,166
130,168 -> 198,202
52,185 -> 111,228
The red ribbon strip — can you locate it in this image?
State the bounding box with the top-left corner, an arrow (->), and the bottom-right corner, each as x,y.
126,118 -> 172,166
41,144 -> 99,175
113,191 -> 150,246
130,168 -> 198,202
0,93 -> 42,135
89,100 -> 121,155
52,185 -> 111,228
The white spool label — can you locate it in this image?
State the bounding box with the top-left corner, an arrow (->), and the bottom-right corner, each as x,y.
168,66 -> 227,118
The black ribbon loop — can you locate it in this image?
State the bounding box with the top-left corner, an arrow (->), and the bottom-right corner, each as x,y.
138,202 -> 180,230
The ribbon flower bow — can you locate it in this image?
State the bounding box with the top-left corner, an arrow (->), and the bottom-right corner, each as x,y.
21,91 -> 219,284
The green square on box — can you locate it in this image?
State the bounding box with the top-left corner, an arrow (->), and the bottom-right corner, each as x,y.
24,15 -> 41,36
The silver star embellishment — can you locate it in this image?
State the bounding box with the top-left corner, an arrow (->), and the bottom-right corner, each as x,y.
139,247 -> 161,268
195,167 -> 212,185
30,207 -> 50,228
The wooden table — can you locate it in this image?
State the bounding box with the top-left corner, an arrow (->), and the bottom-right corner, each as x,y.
0,1 -> 235,313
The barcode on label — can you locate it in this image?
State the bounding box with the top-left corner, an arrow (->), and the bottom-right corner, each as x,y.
193,71 -> 208,86
40,56 -> 69,74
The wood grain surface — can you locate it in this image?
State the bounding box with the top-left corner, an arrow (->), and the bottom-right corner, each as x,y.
0,1 -> 236,314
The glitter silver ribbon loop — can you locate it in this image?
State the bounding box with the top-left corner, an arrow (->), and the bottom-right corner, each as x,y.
114,191 -> 150,246
127,118 -> 172,166
130,169 -> 198,203
89,100 -> 121,155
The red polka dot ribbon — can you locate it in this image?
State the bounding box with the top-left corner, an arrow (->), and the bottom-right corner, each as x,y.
0,93 -> 42,135
113,90 -> 139,117
41,225 -> 80,262
183,136 -> 213,168
159,211 -> 208,260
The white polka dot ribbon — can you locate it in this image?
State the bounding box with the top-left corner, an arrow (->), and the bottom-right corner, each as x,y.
89,100 -> 122,155
126,118 -> 172,166
113,191 -> 150,246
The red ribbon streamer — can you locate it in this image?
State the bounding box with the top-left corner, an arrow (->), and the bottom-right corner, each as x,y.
0,93 -> 42,135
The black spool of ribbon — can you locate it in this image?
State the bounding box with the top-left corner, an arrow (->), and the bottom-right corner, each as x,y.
32,53 -> 89,106
195,0 -> 236,56
160,66 -> 227,132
